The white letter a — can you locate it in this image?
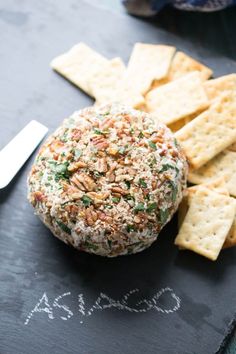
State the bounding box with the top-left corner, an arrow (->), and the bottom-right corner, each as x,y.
24,292 -> 54,325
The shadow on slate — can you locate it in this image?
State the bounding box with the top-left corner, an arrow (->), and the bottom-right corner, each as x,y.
0,1 -> 236,354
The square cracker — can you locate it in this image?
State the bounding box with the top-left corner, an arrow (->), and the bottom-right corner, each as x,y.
204,74 -> 236,101
178,180 -> 236,249
88,57 -> 126,103
50,42 -> 109,96
126,43 -> 176,95
188,150 -> 236,197
146,72 -> 209,125
178,178 -> 229,228
168,51 -> 213,81
175,187 -> 236,260
175,91 -> 236,170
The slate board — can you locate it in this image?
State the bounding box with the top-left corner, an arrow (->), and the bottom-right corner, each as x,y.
1,1 -> 236,354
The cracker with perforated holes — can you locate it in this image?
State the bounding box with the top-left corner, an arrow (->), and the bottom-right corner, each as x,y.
175,187 -> 236,260
50,42 -> 109,96
178,181 -> 236,250
168,51 -> 213,81
175,91 -> 236,170
146,72 -> 209,125
224,221 -> 236,248
178,178 -> 229,229
188,150 -> 236,197
204,74 -> 236,101
188,178 -> 229,198
126,43 -> 176,95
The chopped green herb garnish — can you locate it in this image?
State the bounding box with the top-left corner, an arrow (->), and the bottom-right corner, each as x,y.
60,132 -> 68,142
112,197 -> 120,203
159,209 -> 169,224
125,180 -> 131,189
159,163 -> 179,174
55,162 -> 70,181
48,160 -> 57,165
139,178 -> 147,188
81,195 -> 92,206
94,171 -> 105,178
138,131 -> 144,138
104,205 -> 113,209
134,203 -> 145,213
144,193 -> 150,201
174,138 -> 179,148
39,171 -> 44,177
149,156 -> 157,168
93,128 -> 103,135
146,202 -> 158,213
55,163 -> 68,174
107,239 -> 112,248
124,194 -> 135,201
61,152 -> 66,157
47,176 -> 53,181
126,224 -> 137,233
84,241 -> 98,251
56,220 -> 71,235
148,141 -> 157,150
49,161 -> 70,181
130,127 -> 134,135
167,180 -> 178,202
93,128 -> 108,135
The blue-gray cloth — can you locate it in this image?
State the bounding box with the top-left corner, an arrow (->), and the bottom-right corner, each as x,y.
123,0 -> 235,15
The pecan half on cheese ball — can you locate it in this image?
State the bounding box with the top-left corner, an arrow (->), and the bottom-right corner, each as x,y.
28,104 -> 188,257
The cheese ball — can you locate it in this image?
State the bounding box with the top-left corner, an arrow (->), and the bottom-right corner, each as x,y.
28,104 -> 188,257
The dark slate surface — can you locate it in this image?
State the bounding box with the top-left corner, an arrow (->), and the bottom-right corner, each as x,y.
1,1 -> 236,354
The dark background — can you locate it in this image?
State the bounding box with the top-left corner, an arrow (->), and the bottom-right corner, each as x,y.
0,1 -> 236,353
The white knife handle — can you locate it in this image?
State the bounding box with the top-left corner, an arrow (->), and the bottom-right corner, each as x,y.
0,120 -> 48,189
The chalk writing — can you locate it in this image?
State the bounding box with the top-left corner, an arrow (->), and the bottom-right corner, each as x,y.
24,287 -> 181,325
24,293 -> 54,325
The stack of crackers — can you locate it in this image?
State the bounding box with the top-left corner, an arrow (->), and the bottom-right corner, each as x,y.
51,42 -> 236,261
